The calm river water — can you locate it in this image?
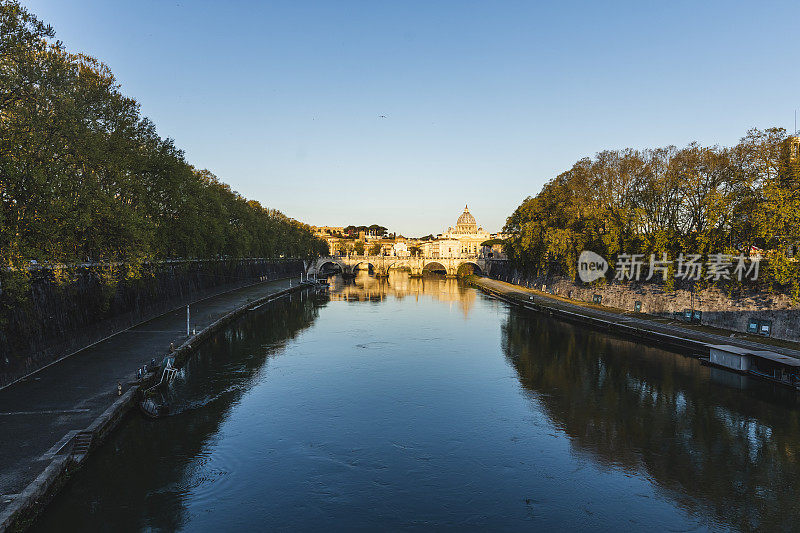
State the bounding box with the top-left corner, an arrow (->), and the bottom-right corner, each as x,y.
32,273 -> 800,531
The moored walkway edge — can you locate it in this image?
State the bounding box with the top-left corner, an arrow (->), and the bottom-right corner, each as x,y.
470,276 -> 800,360
0,281 -> 315,533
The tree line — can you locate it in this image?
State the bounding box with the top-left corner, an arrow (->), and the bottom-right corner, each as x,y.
343,225 -> 389,238
503,127 -> 800,295
0,1 -> 328,268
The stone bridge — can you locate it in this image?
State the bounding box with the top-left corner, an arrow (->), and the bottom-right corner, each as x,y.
306,255 -> 486,278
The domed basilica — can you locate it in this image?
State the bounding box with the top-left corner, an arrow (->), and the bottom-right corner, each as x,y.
438,205 -> 491,256
445,205 -> 485,236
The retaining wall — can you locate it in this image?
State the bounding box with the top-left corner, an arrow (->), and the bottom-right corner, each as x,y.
485,260 -> 800,342
0,259 -> 304,387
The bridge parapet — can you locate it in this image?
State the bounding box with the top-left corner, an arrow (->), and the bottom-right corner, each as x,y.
308,254 -> 485,278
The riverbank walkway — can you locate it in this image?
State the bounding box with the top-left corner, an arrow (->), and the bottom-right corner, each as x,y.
0,277 -> 297,516
474,277 -> 800,359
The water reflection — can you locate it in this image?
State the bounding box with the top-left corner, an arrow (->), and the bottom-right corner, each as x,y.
502,308 -> 800,532
328,271 -> 476,317
31,292 -> 321,532
30,275 -> 800,532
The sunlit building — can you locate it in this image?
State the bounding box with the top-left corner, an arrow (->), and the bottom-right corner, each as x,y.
422,205 -> 491,256
392,242 -> 410,257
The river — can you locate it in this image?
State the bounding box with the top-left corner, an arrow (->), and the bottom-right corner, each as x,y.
30,273 -> 800,531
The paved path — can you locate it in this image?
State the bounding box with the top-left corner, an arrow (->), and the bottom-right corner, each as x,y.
0,278 -> 297,512
476,277 -> 800,359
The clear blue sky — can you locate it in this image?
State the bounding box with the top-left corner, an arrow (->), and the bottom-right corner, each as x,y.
25,0 -> 800,236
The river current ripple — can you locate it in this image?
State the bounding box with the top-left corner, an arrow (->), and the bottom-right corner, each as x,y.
31,273 -> 800,532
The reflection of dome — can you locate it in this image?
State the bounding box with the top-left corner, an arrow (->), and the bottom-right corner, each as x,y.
457,205 -> 476,227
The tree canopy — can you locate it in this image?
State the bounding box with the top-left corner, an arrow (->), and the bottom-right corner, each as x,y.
0,1 -> 327,267
503,128 -> 800,295
343,225 -> 388,238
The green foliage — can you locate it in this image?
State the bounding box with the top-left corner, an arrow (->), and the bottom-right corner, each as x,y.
368,242 -> 382,255
0,1 -> 327,269
343,225 -> 387,237
504,128 -> 800,293
0,268 -> 31,322
93,264 -> 120,314
353,241 -> 365,255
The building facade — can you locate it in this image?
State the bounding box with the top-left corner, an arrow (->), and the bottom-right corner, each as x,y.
418,206 -> 493,257
440,205 -> 492,255
313,205 -> 504,258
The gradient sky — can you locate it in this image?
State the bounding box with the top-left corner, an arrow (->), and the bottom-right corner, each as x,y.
24,0 -> 800,236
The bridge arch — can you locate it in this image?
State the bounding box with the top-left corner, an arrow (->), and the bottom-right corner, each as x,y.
308,255 -> 487,278
386,260 -> 411,272
317,260 -> 343,274
422,261 -> 447,273
352,261 -> 375,273
456,261 -> 483,276
307,257 -> 346,276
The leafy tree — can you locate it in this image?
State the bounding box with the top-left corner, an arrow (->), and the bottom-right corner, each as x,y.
0,1 -> 327,269
504,128 -> 800,294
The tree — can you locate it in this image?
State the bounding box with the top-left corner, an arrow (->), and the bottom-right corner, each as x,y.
503,127 -> 800,294
0,2 -> 328,267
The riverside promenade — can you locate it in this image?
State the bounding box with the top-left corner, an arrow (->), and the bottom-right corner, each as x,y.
0,277 -> 299,519
473,276 -> 800,359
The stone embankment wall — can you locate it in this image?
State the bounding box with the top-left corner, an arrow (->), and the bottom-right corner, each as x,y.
0,259 -> 303,387
485,260 -> 800,343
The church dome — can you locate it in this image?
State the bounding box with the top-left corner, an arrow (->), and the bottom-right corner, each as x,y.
457,205 -> 476,227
